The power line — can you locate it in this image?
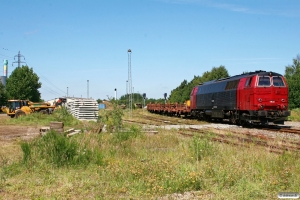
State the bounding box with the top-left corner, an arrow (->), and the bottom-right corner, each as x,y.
12,51 -> 26,67
24,60 -> 66,98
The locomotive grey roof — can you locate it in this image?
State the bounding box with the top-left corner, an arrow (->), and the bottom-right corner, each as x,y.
199,70 -> 283,85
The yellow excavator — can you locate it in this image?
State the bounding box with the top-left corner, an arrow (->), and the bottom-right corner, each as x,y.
1,99 -> 56,118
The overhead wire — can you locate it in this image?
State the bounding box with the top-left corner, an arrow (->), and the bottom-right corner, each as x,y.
21,59 -> 67,99
1,48 -> 66,100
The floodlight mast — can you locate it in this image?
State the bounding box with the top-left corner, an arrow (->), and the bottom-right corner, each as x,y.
128,49 -> 132,117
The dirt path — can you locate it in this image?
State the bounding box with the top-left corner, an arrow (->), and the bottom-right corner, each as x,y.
0,114 -> 40,141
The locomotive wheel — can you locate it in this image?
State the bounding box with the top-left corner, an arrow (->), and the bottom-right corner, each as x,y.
230,114 -> 237,124
15,110 -> 26,118
240,120 -> 246,127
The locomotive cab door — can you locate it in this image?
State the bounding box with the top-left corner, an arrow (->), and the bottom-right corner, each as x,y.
237,77 -> 253,111
190,87 -> 198,110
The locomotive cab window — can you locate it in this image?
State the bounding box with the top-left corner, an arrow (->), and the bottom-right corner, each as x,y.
245,77 -> 253,87
272,76 -> 285,87
258,76 -> 270,86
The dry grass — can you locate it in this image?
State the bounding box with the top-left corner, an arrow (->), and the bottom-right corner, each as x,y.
0,109 -> 300,199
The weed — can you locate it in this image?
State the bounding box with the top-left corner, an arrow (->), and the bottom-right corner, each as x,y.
20,130 -> 105,168
289,108 -> 300,121
98,100 -> 124,133
20,142 -> 31,165
189,134 -> 215,161
113,125 -> 142,143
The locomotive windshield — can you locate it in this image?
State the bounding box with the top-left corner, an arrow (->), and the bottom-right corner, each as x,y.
272,76 -> 285,86
258,76 -> 270,86
257,76 -> 285,87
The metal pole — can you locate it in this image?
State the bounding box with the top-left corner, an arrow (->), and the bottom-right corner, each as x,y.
128,49 -> 132,117
67,87 -> 68,97
87,80 -> 89,99
126,80 -> 128,108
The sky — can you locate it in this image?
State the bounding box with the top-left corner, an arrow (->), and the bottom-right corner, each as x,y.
0,0 -> 299,101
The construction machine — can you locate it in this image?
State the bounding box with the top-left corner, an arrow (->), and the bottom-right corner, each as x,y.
1,99 -> 56,118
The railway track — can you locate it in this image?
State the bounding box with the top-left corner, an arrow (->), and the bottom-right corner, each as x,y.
123,117 -> 300,155
180,127 -> 300,154
127,113 -> 205,126
262,127 -> 300,135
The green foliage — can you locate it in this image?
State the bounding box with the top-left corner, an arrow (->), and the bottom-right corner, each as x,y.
118,93 -> 145,107
21,130 -> 105,168
2,123 -> 300,199
289,108 -> 300,121
169,66 -> 229,103
284,55 -> 300,109
146,98 -> 165,104
98,100 -> 124,132
189,134 -> 215,160
20,142 -> 31,165
0,82 -> 8,106
6,65 -> 42,101
113,125 -> 142,143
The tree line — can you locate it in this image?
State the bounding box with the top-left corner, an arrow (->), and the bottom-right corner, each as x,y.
1,55 -> 300,110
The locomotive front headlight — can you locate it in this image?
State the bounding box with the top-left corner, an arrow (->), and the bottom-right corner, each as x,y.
258,104 -> 264,110
258,98 -> 262,102
281,99 -> 285,102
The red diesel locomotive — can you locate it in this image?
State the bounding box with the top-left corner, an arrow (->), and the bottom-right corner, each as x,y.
147,70 -> 291,126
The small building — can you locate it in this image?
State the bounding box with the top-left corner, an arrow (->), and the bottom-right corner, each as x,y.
98,103 -> 106,110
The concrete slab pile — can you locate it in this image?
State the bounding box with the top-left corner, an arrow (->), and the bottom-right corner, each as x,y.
66,98 -> 98,120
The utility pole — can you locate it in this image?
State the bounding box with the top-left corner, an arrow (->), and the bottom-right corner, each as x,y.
12,51 -> 26,67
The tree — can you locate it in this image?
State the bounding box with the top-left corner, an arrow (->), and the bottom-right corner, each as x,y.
0,82 -> 8,106
6,66 -> 42,101
169,66 -> 229,103
284,55 -> 300,109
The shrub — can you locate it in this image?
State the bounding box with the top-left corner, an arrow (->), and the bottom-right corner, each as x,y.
21,130 -> 105,168
98,100 -> 124,133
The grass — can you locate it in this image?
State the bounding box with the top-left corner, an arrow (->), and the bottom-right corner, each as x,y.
0,108 -> 300,199
289,108 -> 300,121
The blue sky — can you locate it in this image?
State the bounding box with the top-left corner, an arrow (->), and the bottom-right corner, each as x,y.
1,0 -> 299,101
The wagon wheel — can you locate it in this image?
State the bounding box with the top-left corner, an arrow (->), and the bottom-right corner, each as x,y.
15,110 -> 26,118
205,115 -> 212,122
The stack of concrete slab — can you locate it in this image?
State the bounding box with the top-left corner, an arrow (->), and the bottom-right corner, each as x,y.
66,98 -> 98,120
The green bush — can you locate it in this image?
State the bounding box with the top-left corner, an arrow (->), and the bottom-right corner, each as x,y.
98,100 -> 124,133
21,130 -> 105,168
